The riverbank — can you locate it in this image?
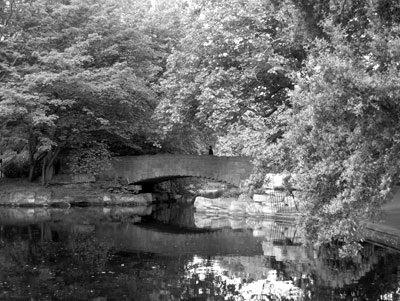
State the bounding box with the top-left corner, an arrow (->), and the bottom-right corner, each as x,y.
3,177 -> 400,244
0,177 -> 161,208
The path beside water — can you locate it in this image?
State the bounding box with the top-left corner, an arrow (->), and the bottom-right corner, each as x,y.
366,186 -> 400,249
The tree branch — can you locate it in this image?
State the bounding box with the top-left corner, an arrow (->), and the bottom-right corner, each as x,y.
3,0 -> 16,27
262,107 -> 278,118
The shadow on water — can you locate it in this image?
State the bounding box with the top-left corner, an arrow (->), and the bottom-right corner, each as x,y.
0,205 -> 399,300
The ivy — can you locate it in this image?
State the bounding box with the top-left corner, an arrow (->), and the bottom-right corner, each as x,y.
67,143 -> 112,176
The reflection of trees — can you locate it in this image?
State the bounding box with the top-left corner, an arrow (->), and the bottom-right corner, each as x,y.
313,243 -> 377,287
179,256 -> 307,300
193,242 -> 400,301
259,241 -> 400,300
0,213 -> 399,300
121,255 -> 246,300
67,232 -> 111,270
309,244 -> 400,300
0,223 -> 114,300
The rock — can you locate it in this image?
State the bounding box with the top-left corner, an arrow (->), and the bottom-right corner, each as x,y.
35,191 -> 52,205
71,174 -> 96,183
126,184 -> 142,193
246,218 -> 264,229
109,193 -> 153,205
12,191 -> 36,205
261,204 -> 276,214
230,218 -> 247,229
229,200 -> 247,215
246,203 -> 264,215
237,193 -> 253,203
49,194 -> 74,207
49,174 -> 96,184
0,190 -> 41,206
197,189 -> 223,198
173,194 -> 183,201
103,195 -> 112,203
194,196 -> 233,212
253,229 -> 267,237
194,194 -> 291,216
246,202 -> 277,215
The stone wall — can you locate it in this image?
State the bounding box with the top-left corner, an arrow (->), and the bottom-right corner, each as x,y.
194,191 -> 298,217
0,184 -> 154,210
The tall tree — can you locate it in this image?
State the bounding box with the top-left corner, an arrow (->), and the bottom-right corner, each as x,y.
0,0 -> 162,182
155,0 -> 305,154
258,3 -> 400,253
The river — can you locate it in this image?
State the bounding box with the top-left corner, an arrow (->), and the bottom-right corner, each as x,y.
0,204 -> 399,300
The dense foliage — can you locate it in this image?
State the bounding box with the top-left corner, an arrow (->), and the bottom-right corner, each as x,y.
1,0 -> 400,251
261,2 -> 400,251
155,0 -> 303,154
0,0 -> 162,181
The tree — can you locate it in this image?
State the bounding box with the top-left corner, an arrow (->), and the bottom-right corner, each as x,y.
257,12 -> 400,252
155,0 -> 305,154
0,0 -> 162,182
160,0 -> 400,253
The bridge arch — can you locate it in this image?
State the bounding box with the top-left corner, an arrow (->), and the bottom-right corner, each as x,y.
111,154 -> 254,187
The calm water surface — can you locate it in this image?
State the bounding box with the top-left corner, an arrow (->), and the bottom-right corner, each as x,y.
0,205 -> 399,300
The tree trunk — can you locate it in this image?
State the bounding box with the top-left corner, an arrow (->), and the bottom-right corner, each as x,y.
41,157 -> 47,186
42,146 -> 60,185
28,147 -> 36,182
28,141 -> 36,182
28,164 -> 35,182
28,128 -> 37,182
45,164 -> 54,183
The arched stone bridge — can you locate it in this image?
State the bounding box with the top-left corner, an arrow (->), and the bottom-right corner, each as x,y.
111,154 -> 254,187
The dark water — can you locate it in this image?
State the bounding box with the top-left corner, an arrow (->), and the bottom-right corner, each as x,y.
0,205 -> 400,300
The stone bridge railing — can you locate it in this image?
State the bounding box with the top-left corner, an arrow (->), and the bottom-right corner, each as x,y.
111,154 -> 254,187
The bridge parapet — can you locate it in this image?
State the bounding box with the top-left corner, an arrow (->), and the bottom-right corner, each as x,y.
111,154 -> 254,187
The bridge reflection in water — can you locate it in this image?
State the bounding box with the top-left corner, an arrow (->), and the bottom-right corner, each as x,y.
93,211 -> 400,293
192,213 -> 383,288
0,207 -> 399,300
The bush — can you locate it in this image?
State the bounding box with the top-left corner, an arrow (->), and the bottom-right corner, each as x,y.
67,143 -> 112,176
1,153 -> 31,178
